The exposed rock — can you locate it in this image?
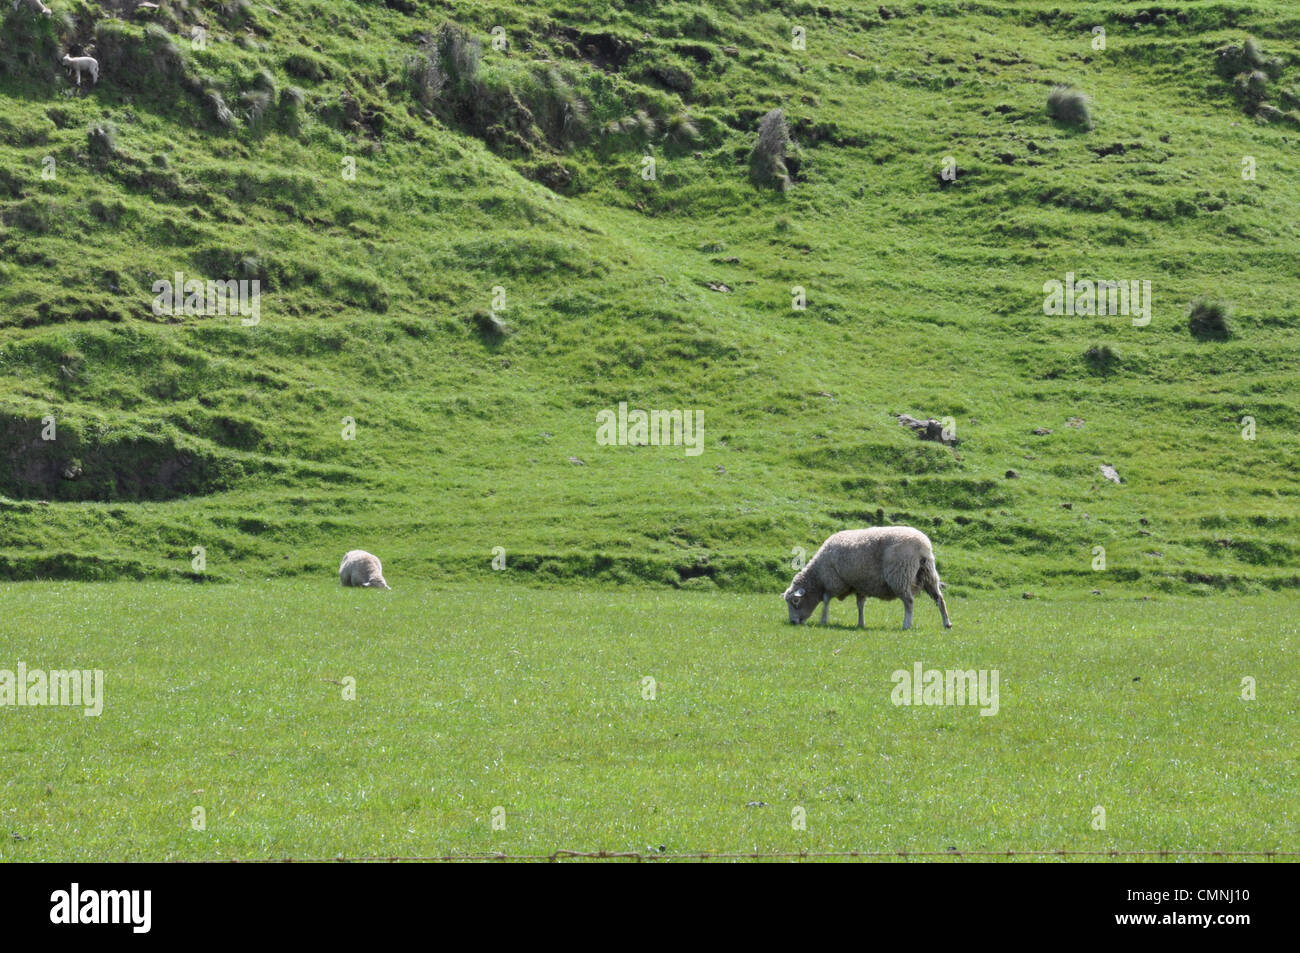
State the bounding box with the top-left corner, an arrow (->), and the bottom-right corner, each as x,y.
897,413 -> 957,446
1100,464 -> 1121,484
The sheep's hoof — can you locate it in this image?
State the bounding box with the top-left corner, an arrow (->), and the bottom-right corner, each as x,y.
944,622 -> 953,629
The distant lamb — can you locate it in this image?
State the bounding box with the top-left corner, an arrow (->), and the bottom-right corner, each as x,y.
339,550 -> 391,590
14,0 -> 53,15
784,527 -> 952,630
61,54 -> 99,87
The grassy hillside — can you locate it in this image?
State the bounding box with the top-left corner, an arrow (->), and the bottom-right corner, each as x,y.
1,0 -> 1298,594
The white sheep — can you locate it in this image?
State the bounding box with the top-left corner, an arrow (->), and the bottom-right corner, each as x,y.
783,526 -> 952,630
14,0 -> 52,16
61,54 -> 99,87
339,550 -> 391,590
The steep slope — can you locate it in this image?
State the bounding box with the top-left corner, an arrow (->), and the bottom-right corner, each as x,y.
1,0 -> 1297,593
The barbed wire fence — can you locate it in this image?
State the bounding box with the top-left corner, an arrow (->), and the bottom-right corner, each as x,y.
199,848 -> 1300,863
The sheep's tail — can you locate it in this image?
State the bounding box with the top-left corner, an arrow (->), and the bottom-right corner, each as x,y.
885,542 -> 940,596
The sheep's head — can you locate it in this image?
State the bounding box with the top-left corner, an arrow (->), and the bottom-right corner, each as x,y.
366,576 -> 391,591
61,54 -> 72,64
783,583 -> 815,624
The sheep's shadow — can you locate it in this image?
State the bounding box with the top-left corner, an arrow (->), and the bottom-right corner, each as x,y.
794,622 -> 909,634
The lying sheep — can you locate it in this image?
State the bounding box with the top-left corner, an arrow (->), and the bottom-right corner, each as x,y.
61,54 -> 99,86
14,0 -> 52,15
339,550 -> 391,590
784,526 -> 952,630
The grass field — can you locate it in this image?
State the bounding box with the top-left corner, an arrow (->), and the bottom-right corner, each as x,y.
2,1 -> 1299,863
2,582 -> 1295,861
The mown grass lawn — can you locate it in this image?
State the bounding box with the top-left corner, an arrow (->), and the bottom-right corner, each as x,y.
1,582 -> 1295,861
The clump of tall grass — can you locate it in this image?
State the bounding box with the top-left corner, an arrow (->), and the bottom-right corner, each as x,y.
237,255 -> 263,281
279,85 -> 305,132
240,89 -> 273,127
1255,102 -> 1285,123
0,3 -> 62,78
405,37 -> 446,107
250,68 -> 276,94
219,0 -> 254,26
470,308 -> 508,340
87,121 -> 117,160
204,89 -> 236,127
284,51 -> 330,82
1046,85 -> 1092,128
90,21 -> 188,93
1235,69 -> 1270,105
750,108 -> 795,190
1083,343 -> 1120,374
436,22 -> 481,93
610,108 -> 657,141
1188,298 -> 1233,340
523,66 -> 588,146
410,24 -> 590,153
665,111 -> 700,144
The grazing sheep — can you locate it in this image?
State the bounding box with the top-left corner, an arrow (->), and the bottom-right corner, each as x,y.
784,527 -> 952,630
14,0 -> 52,15
339,550 -> 391,590
61,54 -> 99,87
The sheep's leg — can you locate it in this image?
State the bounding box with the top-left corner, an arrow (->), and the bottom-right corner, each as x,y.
924,579 -> 952,629
901,592 -> 914,630
936,592 -> 952,628
856,594 -> 866,628
820,593 -> 831,625
935,582 -> 956,629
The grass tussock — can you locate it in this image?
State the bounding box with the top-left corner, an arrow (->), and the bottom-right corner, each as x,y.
1188,297 -> 1233,340
1046,85 -> 1092,128
750,108 -> 796,190
87,121 -> 117,161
